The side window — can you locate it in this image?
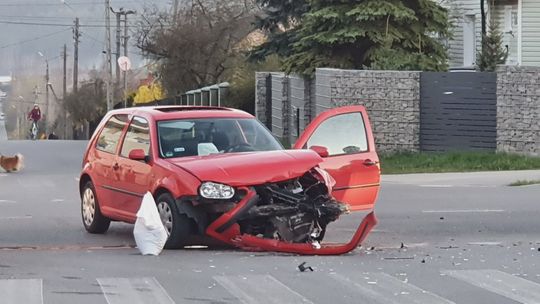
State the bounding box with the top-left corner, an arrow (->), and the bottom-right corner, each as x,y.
306,112 -> 368,156
96,114 -> 129,154
121,116 -> 150,158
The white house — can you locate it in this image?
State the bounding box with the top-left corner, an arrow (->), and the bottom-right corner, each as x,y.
447,0 -> 540,68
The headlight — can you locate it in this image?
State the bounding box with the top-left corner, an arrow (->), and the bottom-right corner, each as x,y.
199,182 -> 235,199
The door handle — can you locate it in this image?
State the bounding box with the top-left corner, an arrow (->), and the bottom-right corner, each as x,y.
363,159 -> 379,166
113,163 -> 120,170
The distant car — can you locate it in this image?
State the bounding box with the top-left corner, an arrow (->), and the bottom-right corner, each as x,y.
79,105 -> 380,254
0,112 -> 5,120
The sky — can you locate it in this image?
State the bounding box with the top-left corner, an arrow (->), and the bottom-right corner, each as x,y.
0,0 -> 171,76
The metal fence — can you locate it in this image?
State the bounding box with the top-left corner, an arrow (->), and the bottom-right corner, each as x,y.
420,72 -> 497,151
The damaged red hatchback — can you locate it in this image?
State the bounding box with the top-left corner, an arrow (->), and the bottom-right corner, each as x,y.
80,105 -> 380,255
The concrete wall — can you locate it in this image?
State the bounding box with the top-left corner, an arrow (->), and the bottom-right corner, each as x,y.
256,69 -> 421,152
496,66 -> 540,156
317,68 -> 421,152
256,66 -> 540,155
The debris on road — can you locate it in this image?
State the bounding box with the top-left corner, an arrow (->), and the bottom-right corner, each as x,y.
298,262 -> 314,272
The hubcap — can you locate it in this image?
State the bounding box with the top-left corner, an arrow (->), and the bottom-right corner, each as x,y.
157,202 -> 173,235
82,188 -> 95,226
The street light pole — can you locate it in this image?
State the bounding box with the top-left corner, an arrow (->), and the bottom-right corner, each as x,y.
38,51 -> 50,132
45,58 -> 49,131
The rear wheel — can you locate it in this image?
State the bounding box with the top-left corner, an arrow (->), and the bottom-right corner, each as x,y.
156,193 -> 193,249
81,181 -> 111,233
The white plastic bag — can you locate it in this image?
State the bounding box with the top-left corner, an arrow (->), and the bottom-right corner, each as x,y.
133,192 -> 168,256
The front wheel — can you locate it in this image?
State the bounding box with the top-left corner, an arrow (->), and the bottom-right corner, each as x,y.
81,181 -> 111,234
156,193 -> 193,249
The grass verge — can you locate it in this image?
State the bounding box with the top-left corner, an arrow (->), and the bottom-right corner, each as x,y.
380,152 -> 540,174
508,179 -> 540,187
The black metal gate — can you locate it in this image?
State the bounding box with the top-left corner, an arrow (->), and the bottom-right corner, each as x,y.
420,72 -> 497,152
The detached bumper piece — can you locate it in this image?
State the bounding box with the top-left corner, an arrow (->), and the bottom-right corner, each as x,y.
206,186 -> 377,255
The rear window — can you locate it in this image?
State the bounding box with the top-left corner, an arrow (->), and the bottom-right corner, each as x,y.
96,114 -> 129,154
120,116 -> 151,158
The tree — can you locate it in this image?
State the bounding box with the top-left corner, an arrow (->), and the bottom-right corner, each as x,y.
476,19 -> 508,72
135,1 -> 258,95
253,0 -> 451,75
63,76 -> 106,126
249,0 -> 309,61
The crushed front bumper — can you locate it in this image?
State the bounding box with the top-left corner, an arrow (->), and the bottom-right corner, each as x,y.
205,187 -> 377,255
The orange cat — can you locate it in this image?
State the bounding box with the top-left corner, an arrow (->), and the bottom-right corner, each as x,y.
0,154 -> 24,172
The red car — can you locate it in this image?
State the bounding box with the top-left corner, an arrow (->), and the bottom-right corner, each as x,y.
80,105 -> 380,255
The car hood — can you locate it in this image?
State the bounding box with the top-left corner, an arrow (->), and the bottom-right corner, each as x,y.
166,150 -> 322,186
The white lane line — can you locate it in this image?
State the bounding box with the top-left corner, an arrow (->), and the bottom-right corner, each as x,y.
0,279 -> 43,304
419,185 -> 454,188
443,269 -> 540,304
467,242 -> 502,246
0,199 -> 16,204
331,272 -> 455,304
214,275 -> 314,304
97,277 -> 175,304
51,199 -> 65,203
0,215 -> 33,220
422,209 -> 505,213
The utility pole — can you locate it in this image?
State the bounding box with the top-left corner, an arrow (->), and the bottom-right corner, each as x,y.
122,9 -> 136,108
110,7 -> 122,95
73,17 -> 80,94
173,0 -> 179,22
62,44 -> 68,139
63,45 -> 67,100
105,0 -> 113,111
45,58 -> 49,131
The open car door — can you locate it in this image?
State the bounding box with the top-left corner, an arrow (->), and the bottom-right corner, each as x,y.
293,105 -> 380,211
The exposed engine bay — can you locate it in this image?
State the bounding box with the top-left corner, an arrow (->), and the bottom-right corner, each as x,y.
237,169 -> 349,246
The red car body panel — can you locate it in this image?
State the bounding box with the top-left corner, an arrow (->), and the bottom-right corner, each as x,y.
294,105 -> 381,211
166,150 -> 322,187
205,187 -> 378,255
81,105 -> 380,255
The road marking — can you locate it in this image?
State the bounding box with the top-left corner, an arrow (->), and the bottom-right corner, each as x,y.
0,215 -> 33,220
422,209 -> 505,213
51,199 -> 65,203
0,199 -> 16,204
97,277 -> 175,304
331,272 -> 455,304
443,269 -> 540,303
467,242 -> 502,246
419,185 -> 454,188
214,275 -> 314,304
0,279 -> 43,304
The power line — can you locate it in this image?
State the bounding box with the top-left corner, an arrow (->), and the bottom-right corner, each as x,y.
0,20 -> 143,28
0,1 -> 137,7
0,28 -> 71,49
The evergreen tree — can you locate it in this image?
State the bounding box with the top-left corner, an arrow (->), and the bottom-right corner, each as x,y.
249,0 -> 310,61
477,19 -> 508,72
253,0 -> 451,75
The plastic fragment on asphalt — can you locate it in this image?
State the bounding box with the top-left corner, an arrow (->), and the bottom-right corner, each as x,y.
298,262 -> 314,272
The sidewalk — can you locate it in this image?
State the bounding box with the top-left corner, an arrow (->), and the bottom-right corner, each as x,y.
0,103 -> 7,141
382,170 -> 540,187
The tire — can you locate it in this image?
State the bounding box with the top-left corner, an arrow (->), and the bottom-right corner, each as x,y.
81,181 -> 111,234
156,193 -> 193,249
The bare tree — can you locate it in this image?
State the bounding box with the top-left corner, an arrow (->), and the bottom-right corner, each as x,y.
135,1 -> 258,95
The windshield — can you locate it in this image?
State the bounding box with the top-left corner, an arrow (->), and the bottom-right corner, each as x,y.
157,118 -> 283,158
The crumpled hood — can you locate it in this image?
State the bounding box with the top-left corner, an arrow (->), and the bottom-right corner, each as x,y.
166,150 -> 322,186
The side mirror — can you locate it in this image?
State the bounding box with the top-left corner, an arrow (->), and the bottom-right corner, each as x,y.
128,149 -> 147,162
310,145 -> 329,158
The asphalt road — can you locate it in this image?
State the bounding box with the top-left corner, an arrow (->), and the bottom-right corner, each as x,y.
1,140 -> 540,304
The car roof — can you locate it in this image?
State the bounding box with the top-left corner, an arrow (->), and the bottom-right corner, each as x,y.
106,106 -> 255,120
